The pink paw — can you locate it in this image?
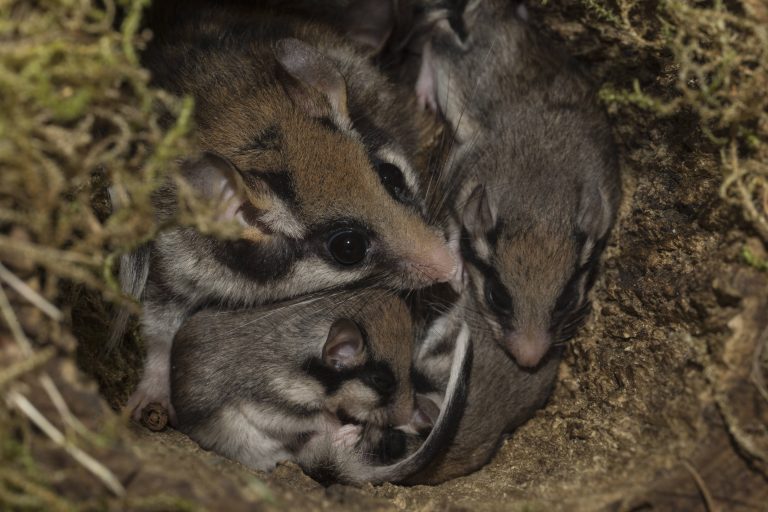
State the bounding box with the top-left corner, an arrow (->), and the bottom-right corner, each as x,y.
332,424 -> 362,450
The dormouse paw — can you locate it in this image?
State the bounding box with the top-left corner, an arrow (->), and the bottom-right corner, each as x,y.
126,385 -> 177,428
332,424 -> 362,450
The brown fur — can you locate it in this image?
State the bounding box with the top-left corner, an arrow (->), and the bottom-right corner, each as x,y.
409,298 -> 561,484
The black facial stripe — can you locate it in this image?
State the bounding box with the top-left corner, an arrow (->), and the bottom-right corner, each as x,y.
572,230 -> 589,254
350,113 -> 389,154
448,0 -> 469,41
411,367 -> 438,394
316,116 -> 340,133
361,361 -> 397,405
374,159 -> 422,211
550,234 -> 608,335
346,111 -> 422,213
210,235 -> 302,284
556,300 -> 593,343
257,170 -> 296,204
459,227 -> 514,329
486,220 -> 503,249
235,124 -> 280,154
423,335 -> 455,359
303,357 -> 398,405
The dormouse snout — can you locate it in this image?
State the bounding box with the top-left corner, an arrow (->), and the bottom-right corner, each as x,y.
505,330 -> 551,368
400,238 -> 458,285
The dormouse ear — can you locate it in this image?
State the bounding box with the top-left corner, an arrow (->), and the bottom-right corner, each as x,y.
181,152 -> 246,219
181,152 -> 278,239
323,319 -> 366,370
343,0 -> 398,54
411,394 -> 440,434
462,184 -> 496,236
274,38 -> 350,123
515,2 -> 530,21
577,183 -> 618,239
575,182 -> 619,264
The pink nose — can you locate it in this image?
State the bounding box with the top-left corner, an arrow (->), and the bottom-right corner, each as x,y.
406,242 -> 459,285
506,331 -> 551,368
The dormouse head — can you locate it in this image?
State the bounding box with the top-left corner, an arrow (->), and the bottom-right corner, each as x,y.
181,37 -> 457,293
416,1 -> 621,367
459,181 -> 618,368
416,0 -> 549,142
308,293 -> 418,431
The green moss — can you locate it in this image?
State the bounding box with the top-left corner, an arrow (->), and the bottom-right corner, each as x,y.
742,246 -> 768,272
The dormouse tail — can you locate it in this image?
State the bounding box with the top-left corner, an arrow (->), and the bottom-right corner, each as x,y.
362,322 -> 472,483
107,245 -> 150,351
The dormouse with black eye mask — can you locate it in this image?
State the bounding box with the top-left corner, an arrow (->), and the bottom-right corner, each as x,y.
171,289 -> 471,483
109,2 -> 459,424
413,0 -> 621,368
407,292 -> 560,484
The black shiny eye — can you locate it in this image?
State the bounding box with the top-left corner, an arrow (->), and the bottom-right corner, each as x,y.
327,229 -> 368,266
485,279 -> 513,315
376,161 -> 406,198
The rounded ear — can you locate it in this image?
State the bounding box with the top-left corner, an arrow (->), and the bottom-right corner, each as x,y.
274,38 -> 349,122
181,152 -> 241,199
181,152 -> 253,222
411,394 -> 440,434
180,152 -> 284,241
462,184 -> 496,236
323,319 -> 366,370
343,0 -> 399,55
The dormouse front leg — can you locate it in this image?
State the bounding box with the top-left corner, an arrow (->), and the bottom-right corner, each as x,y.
126,289 -> 188,425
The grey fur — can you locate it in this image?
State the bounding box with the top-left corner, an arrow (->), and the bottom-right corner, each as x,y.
416,0 -> 622,367
171,289 -> 418,475
171,287 -> 472,483
407,294 -> 561,484
123,5 -> 459,419
107,245 -> 150,350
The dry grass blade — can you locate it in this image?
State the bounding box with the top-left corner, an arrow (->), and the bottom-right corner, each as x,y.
40,373 -> 97,440
0,346 -> 55,387
0,284 -> 33,356
681,460 -> 719,512
0,262 -> 62,321
7,390 -> 126,497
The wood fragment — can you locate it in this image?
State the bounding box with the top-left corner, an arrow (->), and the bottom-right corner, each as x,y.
140,402 -> 168,432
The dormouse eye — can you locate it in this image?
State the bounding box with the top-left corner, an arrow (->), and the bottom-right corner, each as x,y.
375,161 -> 406,198
327,229 -> 368,266
485,278 -> 513,315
